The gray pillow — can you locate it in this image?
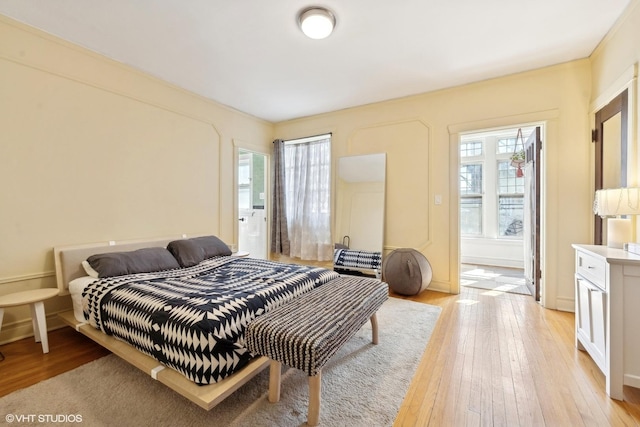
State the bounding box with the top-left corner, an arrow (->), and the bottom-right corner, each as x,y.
87,247 -> 180,278
167,239 -> 205,268
190,235 -> 232,258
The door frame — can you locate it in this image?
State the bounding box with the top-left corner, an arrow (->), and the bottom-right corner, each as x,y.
233,140 -> 271,257
449,111 -> 555,308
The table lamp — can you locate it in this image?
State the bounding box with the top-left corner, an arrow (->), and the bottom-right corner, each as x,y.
594,187 -> 640,249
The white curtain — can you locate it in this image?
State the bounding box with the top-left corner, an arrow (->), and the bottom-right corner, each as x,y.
284,138 -> 332,261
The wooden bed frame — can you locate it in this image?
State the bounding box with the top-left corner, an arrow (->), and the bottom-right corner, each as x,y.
53,236 -> 270,410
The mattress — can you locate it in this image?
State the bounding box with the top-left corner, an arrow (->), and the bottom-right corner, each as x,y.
69,276 -> 98,323
81,256 -> 340,385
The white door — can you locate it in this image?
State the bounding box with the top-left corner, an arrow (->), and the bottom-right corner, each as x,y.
238,149 -> 267,259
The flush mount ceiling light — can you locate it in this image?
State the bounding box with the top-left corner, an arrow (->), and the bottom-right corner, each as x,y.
298,7 -> 336,39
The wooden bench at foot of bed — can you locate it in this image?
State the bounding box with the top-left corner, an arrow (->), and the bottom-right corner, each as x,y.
245,276 -> 389,426
58,310 -> 270,410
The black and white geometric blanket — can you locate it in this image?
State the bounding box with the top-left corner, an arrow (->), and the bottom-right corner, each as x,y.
82,257 -> 340,385
333,248 -> 382,271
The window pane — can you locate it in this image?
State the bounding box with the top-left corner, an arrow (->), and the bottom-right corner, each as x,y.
499,196 -> 524,237
238,156 -> 251,185
238,188 -> 250,210
461,196 -> 482,235
284,139 -> 331,216
497,137 -> 518,154
460,141 -> 482,157
460,164 -> 483,195
497,161 -> 524,194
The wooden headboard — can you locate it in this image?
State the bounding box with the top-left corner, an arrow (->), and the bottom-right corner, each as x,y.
53,235 -> 187,294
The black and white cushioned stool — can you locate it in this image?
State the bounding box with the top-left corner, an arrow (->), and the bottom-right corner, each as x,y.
245,276 -> 388,426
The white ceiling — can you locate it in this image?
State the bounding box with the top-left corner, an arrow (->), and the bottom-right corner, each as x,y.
0,1 -> 632,122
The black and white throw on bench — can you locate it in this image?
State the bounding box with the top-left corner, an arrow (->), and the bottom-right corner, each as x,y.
333,248 -> 382,272
245,276 -> 389,426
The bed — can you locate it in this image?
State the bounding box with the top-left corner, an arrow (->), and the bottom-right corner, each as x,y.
53,235 -> 341,409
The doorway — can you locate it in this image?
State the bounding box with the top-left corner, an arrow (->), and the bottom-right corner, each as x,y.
458,125 -> 542,298
237,149 -> 268,259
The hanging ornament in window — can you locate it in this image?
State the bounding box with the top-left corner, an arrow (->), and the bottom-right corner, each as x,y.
510,128 -> 525,177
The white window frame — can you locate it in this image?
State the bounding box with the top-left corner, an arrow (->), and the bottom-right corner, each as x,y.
460,128 -> 531,240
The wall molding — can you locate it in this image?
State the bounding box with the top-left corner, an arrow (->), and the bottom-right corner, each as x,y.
590,0 -> 640,60
590,63 -> 638,113
348,119 -> 432,250
0,310 -> 66,345
0,271 -> 55,285
0,19 -> 235,130
448,109 -> 560,135
0,15 -> 269,126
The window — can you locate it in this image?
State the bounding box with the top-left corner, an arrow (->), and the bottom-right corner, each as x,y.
496,137 -> 518,154
282,134 -> 332,260
460,163 -> 483,235
283,138 -> 331,219
497,161 -> 524,237
460,141 -> 483,157
460,128 -> 529,239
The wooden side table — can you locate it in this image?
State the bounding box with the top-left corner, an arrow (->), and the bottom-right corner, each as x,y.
0,288 -> 59,353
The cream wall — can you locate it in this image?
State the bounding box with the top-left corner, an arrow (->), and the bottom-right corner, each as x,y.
590,0 -> 640,197
0,16 -> 274,343
275,61 -> 593,310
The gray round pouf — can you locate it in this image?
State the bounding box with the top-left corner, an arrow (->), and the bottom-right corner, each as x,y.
382,248 -> 433,295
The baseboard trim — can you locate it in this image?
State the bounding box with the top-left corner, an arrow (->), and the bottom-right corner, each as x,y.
554,296 -> 575,313
0,311 -> 66,345
625,374 -> 640,389
461,256 -> 524,269
428,280 -> 452,294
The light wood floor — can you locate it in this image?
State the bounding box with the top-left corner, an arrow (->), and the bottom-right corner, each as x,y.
2,269 -> 640,426
395,286 -> 640,426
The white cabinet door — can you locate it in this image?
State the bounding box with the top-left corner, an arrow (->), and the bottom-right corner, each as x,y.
590,287 -> 607,364
576,277 -> 592,342
575,276 -> 607,371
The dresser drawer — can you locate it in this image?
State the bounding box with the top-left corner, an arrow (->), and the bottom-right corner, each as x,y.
576,250 -> 607,290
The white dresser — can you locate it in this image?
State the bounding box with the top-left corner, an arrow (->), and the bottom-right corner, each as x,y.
573,244 -> 640,400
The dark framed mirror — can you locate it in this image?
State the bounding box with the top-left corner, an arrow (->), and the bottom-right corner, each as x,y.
594,89 -> 628,245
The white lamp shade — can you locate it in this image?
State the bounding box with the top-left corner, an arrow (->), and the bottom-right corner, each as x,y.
299,8 -> 335,39
594,187 -> 640,217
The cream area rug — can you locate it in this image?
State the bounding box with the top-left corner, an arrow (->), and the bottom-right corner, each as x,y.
1,297 -> 441,427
